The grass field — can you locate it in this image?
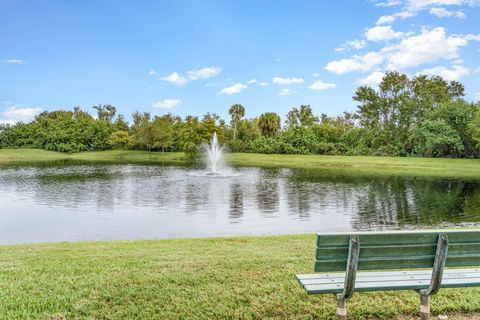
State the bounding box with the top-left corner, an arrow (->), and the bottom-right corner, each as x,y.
1,149 -> 480,178
1,235 -> 480,319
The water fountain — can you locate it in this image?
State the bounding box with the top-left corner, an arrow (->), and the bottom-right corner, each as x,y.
205,132 -> 224,175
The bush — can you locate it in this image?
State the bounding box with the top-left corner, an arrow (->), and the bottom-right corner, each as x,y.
248,137 -> 282,154
413,119 -> 464,157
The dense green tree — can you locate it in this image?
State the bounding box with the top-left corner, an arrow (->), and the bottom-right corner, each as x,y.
109,130 -> 133,150
201,113 -> 225,142
229,104 -> 245,140
180,116 -> 203,160
131,111 -> 152,150
413,119 -> 464,157
93,104 -> 117,122
258,112 -> 281,137
0,122 -> 40,149
114,115 -> 129,132
152,115 -> 174,152
285,105 -> 319,128
470,110 -> 480,148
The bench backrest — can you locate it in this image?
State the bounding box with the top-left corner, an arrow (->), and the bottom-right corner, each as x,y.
314,230 -> 480,272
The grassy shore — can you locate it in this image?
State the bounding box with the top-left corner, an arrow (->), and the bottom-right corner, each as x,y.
0,235 -> 479,319
1,149 -> 480,178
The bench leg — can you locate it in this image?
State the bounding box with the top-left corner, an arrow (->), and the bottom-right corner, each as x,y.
420,294 -> 430,320
336,294 -> 347,320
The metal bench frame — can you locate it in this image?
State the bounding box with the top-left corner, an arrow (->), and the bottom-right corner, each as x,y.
333,233 -> 449,320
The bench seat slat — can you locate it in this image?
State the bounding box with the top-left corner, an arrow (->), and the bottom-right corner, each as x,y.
299,271 -> 480,286
297,269 -> 480,294
297,268 -> 480,280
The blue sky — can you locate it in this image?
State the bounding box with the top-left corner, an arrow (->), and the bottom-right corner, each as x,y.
1,0 -> 479,124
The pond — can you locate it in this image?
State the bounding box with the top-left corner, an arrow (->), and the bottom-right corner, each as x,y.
1,162 -> 480,244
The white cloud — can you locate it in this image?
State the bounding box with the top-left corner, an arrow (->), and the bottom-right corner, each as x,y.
465,34 -> 480,41
2,59 -> 25,64
429,7 -> 466,17
335,39 -> 367,52
148,70 -> 156,76
376,0 -> 478,24
161,72 -> 189,86
160,66 -> 221,86
272,76 -> 304,85
377,15 -> 396,24
365,25 -> 404,41
278,88 -> 292,96
247,79 -> 268,86
309,80 -> 336,90
417,65 -> 470,80
358,71 -> 386,86
407,0 -> 464,10
376,10 -> 416,24
375,0 -> 402,6
385,27 -> 468,69
374,0 -> 479,24
152,99 -> 182,109
326,51 -> 385,74
0,105 -> 41,125
328,26 -> 479,75
186,66 -> 222,80
218,83 -> 247,95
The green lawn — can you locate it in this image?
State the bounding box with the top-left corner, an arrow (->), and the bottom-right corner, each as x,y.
1,235 -> 480,319
1,149 -> 480,178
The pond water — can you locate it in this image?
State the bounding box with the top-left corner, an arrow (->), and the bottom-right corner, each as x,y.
1,162 -> 480,244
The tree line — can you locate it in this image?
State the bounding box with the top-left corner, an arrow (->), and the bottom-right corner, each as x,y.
1,71 -> 480,159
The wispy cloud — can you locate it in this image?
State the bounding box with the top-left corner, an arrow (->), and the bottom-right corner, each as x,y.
375,0 -> 478,24
278,88 -> 292,96
247,79 -> 268,86
218,83 -> 247,95
160,66 -> 222,86
335,39 -> 367,52
2,59 -> 25,64
309,80 -> 336,90
161,72 -> 188,86
186,66 -> 221,80
364,26 -> 405,42
376,10 -> 416,25
375,0 -> 402,7
272,76 -> 304,85
152,99 -> 182,109
148,70 -> 156,76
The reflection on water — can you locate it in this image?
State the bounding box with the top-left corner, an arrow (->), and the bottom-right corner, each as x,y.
0,162 -> 480,244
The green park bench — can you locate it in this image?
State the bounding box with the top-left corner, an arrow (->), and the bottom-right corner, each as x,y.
296,230 -> 480,320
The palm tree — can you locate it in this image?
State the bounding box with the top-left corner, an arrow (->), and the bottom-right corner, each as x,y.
258,112 -> 281,137
229,104 -> 245,140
